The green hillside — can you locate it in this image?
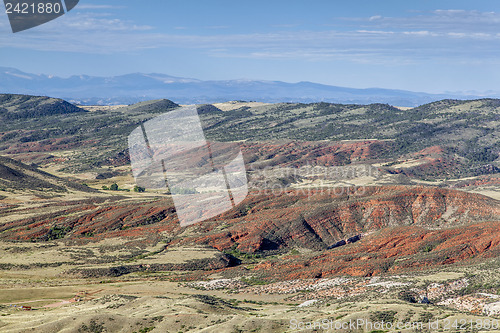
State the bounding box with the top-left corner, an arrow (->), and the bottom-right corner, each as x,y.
0,95 -> 498,178
0,94 -> 85,120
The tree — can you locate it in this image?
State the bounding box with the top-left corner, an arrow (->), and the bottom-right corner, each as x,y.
133,185 -> 145,193
109,183 -> 119,191
398,289 -> 417,303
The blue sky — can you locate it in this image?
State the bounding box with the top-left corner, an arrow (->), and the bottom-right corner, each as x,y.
1,0 -> 500,93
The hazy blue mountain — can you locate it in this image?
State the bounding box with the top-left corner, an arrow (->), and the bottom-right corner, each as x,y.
0,67 -> 489,106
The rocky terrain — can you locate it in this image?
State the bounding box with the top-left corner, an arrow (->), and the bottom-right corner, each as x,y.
0,95 -> 499,332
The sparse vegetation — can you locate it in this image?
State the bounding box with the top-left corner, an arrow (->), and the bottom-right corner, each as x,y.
46,226 -> 72,240
224,245 -> 263,262
369,310 -> 398,323
78,320 -> 105,333
418,312 -> 434,322
240,276 -> 269,285
398,289 -> 418,303
1,97 -> 498,179
133,327 -> 155,333
102,183 -> 130,192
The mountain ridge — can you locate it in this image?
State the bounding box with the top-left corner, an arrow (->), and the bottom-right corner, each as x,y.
0,67 -> 491,107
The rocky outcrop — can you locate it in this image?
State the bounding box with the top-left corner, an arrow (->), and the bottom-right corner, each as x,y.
177,186 -> 499,253
4,186 -> 497,250
3,185 -> 499,279
243,220 -> 500,280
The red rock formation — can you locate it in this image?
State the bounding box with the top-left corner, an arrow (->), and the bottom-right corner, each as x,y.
240,140 -> 392,168
246,220 -> 500,280
3,185 -> 498,279
4,186 -> 497,247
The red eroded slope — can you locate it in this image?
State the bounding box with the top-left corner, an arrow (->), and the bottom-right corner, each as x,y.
245,221 -> 500,279
3,186 -> 498,254
172,186 -> 499,252
240,140 -> 392,167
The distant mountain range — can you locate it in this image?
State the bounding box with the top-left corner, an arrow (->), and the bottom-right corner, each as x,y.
0,67 -> 494,106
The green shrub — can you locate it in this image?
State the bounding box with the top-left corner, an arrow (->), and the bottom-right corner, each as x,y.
46,226 -> 72,240
134,186 -> 145,192
369,310 -> 397,323
241,276 -> 268,285
398,290 -> 418,303
78,319 -> 104,333
418,312 -> 434,322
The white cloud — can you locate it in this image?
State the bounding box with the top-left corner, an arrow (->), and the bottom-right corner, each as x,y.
433,9 -> 467,15
2,8 -> 500,66
76,4 -> 125,10
360,9 -> 500,33
402,31 -> 435,36
60,13 -> 153,32
357,30 -> 394,35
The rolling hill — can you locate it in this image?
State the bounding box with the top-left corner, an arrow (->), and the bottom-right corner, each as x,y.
0,94 -> 499,331
0,95 -> 498,180
0,93 -> 85,120
0,155 -> 95,193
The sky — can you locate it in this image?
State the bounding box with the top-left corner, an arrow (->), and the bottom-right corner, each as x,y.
1,0 -> 500,94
